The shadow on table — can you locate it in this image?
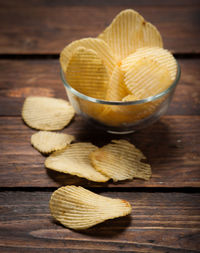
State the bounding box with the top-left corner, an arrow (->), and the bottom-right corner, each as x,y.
52,215 -> 132,238
46,168 -> 110,187
47,118 -> 178,185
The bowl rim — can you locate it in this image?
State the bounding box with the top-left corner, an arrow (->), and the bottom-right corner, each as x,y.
61,59 -> 181,105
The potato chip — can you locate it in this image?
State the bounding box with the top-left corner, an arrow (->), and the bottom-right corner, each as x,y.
66,47 -> 110,100
122,94 -> 141,102
124,58 -> 172,99
106,65 -> 129,101
98,9 -> 145,61
140,22 -> 163,48
90,139 -> 151,181
50,185 -> 132,230
45,142 -> 109,182
60,38 -> 116,75
121,47 -> 177,80
22,96 -> 75,130
31,131 -> 75,154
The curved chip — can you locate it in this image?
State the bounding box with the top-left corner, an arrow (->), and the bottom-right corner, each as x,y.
90,139 -> 151,181
124,58 -> 172,99
98,9 -> 144,61
45,142 -> 109,182
140,22 -> 163,48
60,38 -> 116,75
122,94 -> 141,102
31,131 -> 75,154
66,47 -> 110,100
106,65 -> 129,101
50,185 -> 132,230
22,96 -> 75,130
122,47 -> 177,80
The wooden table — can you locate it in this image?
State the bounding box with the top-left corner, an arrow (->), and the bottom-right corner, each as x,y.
0,1 -> 200,252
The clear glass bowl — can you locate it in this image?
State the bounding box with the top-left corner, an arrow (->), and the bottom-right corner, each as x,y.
61,61 -> 181,134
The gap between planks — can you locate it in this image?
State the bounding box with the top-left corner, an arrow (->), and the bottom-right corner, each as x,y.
0,53 -> 199,60
0,187 -> 200,192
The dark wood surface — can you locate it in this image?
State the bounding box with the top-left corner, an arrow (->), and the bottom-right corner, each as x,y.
0,191 -> 199,252
0,0 -> 199,252
0,115 -> 200,188
0,0 -> 200,54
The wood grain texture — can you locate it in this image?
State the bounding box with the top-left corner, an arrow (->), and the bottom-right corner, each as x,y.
0,59 -> 200,116
0,0 -> 199,54
0,115 -> 199,188
0,191 -> 199,252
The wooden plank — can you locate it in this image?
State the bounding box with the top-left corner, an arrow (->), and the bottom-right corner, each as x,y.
0,59 -> 199,116
0,115 -> 199,188
0,0 -> 199,54
0,191 -> 199,252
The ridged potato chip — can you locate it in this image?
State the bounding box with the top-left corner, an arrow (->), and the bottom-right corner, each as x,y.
22,96 -> 75,130
121,47 -> 177,80
90,139 -> 151,181
45,142 -> 109,182
106,65 -> 129,101
66,47 -> 110,100
140,22 -> 163,48
31,131 -> 75,154
98,9 -> 145,61
98,9 -> 163,61
50,185 -> 132,230
122,94 -> 141,102
124,58 -> 172,99
60,38 -> 116,74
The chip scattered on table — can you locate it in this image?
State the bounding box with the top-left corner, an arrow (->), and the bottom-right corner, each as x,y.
50,185 -> 132,230
45,142 -> 109,182
22,96 -> 75,130
31,131 -> 75,154
90,139 -> 151,181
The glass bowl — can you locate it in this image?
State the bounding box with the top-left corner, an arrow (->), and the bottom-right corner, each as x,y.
61,61 -> 181,134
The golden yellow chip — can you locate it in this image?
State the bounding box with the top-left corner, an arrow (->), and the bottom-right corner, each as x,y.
122,94 -> 141,102
50,185 -> 132,230
45,142 -> 109,182
60,38 -> 116,75
66,47 -> 110,100
31,131 -> 75,154
140,22 -> 163,48
90,139 -> 151,181
98,9 -> 144,61
121,47 -> 177,80
105,65 -> 129,101
124,58 -> 172,99
22,96 -> 75,130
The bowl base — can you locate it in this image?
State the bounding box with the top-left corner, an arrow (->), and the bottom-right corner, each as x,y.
107,130 -> 135,135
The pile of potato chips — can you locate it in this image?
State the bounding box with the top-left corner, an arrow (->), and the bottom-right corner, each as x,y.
22,94 -> 151,229
60,9 -> 177,126
21,9 -> 178,230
